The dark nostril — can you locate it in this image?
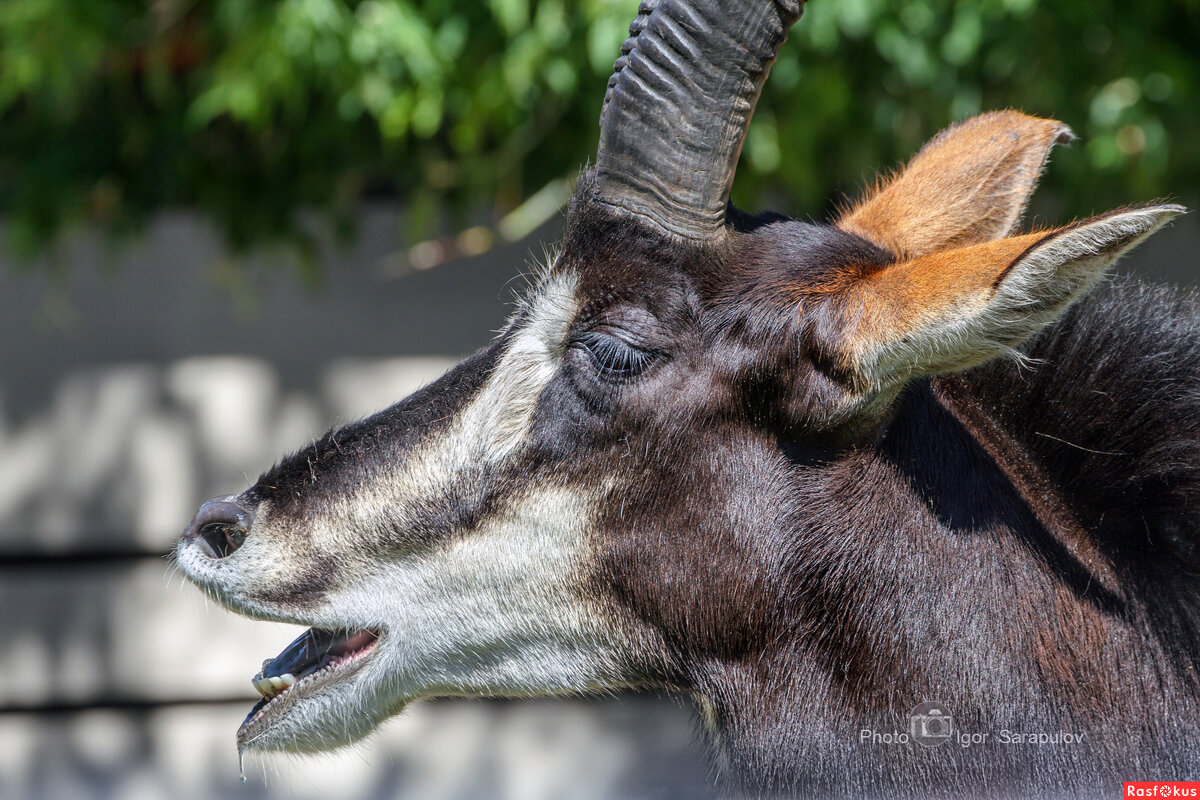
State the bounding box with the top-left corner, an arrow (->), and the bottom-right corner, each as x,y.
199,523 -> 246,559
184,500 -> 253,559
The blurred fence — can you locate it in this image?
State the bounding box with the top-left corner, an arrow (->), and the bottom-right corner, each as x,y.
0,209 -> 716,800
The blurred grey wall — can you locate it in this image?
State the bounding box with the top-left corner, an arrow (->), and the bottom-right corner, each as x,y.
0,206 -> 1196,800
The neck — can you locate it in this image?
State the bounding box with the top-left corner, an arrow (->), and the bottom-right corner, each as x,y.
693,370 -> 1200,795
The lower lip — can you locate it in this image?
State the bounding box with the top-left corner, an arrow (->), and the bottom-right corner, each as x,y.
238,635 -> 380,738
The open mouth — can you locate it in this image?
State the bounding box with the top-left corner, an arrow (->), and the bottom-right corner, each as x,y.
239,627 -> 380,741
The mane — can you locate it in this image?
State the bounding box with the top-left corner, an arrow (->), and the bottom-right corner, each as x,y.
933,278 -> 1200,695
957,278 -> 1200,552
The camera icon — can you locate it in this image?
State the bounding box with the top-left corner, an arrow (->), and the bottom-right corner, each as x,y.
909,701 -> 953,747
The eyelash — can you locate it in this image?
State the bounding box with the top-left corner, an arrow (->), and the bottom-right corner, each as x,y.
575,331 -> 655,377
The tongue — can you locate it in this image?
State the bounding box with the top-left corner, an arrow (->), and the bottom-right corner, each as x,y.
254,628 -> 377,682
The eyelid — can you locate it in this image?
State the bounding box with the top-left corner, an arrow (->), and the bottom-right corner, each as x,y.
584,325 -> 636,346
574,330 -> 656,376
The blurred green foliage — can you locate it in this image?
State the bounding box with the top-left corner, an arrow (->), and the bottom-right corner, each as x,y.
1,0 -> 1197,262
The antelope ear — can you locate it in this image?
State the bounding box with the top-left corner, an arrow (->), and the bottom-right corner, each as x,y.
842,204 -> 1186,388
837,111 -> 1074,259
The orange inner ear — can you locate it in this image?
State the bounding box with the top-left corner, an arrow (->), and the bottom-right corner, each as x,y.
849,231 -> 1052,350
837,111 -> 1072,260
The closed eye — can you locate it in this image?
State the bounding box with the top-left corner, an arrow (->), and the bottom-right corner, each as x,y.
574,331 -> 657,377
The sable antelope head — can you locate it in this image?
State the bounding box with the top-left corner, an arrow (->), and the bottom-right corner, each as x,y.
177,0 -> 1183,769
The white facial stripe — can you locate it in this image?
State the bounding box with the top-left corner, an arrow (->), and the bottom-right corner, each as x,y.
377,268 -> 576,493
297,268 -> 582,548
460,269 -> 580,464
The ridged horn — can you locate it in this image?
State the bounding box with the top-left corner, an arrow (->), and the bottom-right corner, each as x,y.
595,0 -> 805,240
